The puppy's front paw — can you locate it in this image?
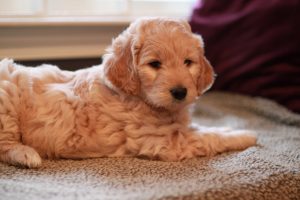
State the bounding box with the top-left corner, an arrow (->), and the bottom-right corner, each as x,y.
7,145 -> 42,168
223,129 -> 257,150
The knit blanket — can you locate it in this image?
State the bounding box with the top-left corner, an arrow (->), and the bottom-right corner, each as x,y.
1,92 -> 299,200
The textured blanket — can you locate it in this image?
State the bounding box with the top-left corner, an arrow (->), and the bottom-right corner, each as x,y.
1,92 -> 300,200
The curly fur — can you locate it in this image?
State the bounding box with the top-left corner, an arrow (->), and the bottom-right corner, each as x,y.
0,18 -> 256,168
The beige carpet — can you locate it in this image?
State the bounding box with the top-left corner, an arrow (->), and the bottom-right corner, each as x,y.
1,92 -> 300,200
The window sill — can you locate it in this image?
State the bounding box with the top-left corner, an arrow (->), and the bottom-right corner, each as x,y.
0,15 -> 191,61
0,17 -> 132,61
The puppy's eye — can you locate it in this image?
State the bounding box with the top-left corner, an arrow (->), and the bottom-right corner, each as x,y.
184,59 -> 193,67
148,61 -> 161,69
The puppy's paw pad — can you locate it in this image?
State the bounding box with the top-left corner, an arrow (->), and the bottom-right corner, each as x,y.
8,146 -> 42,168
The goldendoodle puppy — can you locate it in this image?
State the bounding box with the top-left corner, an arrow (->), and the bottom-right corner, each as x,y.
0,17 -> 256,168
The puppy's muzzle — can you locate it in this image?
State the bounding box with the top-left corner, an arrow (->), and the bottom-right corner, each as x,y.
170,86 -> 187,101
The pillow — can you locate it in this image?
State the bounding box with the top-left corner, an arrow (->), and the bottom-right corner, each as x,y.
189,0 -> 300,113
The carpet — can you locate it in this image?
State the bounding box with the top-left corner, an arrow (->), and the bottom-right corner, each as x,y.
1,92 -> 300,200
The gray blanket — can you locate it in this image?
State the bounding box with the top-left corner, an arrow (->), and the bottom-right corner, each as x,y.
1,92 -> 300,200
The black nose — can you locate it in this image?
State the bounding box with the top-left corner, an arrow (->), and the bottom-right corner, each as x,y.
170,87 -> 187,100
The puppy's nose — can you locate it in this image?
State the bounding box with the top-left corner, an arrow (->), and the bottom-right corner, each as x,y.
170,87 -> 187,100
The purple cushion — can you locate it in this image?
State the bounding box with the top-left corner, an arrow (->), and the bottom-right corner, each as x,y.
190,0 -> 300,113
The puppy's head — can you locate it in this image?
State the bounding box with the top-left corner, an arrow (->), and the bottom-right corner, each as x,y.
103,17 -> 215,111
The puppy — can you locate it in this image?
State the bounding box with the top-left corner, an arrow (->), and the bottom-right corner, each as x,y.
0,18 -> 256,168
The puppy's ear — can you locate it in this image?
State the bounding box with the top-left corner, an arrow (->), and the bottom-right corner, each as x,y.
194,34 -> 215,95
198,56 -> 215,95
103,28 -> 141,95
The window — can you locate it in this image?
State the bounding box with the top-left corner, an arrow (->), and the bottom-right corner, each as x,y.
0,0 -> 195,20
0,0 -> 196,61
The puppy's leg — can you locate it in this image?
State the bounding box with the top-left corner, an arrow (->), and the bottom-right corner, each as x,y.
0,143 -> 42,168
186,126 -> 257,157
0,84 -> 42,168
128,127 -> 256,161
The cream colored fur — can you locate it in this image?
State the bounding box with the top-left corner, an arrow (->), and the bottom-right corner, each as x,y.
0,18 -> 256,168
